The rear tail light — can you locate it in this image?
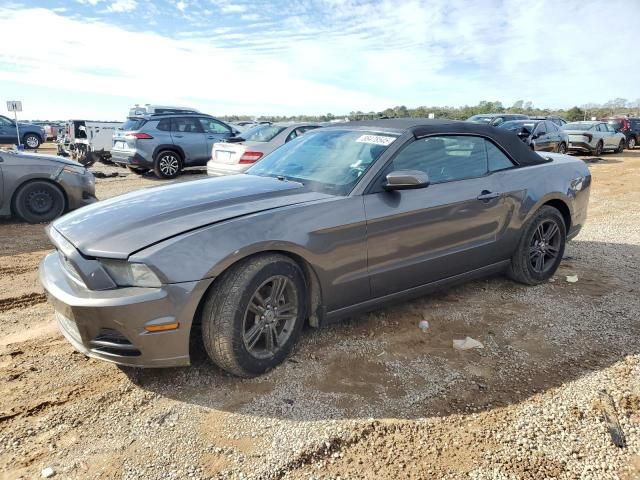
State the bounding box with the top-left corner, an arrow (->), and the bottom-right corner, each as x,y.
126,132 -> 154,139
239,151 -> 264,164
583,133 -> 593,142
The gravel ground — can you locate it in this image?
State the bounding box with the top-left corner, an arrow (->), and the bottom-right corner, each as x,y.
0,145 -> 639,479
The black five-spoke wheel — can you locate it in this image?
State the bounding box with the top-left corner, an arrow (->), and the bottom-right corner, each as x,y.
529,220 -> 561,274
13,180 -> 66,223
509,205 -> 566,285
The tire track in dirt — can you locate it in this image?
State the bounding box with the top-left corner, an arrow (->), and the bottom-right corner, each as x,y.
0,293 -> 47,312
0,265 -> 35,276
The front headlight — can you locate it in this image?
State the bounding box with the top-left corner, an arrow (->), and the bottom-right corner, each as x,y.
100,259 -> 162,288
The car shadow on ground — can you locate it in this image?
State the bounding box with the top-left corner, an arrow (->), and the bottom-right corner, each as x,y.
122,240 -> 640,422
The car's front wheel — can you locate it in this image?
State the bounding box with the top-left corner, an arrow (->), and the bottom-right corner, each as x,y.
508,206 -> 566,285
627,137 -> 636,150
201,254 -> 306,377
13,180 -> 66,223
23,133 -> 42,149
615,139 -> 625,154
153,150 -> 182,179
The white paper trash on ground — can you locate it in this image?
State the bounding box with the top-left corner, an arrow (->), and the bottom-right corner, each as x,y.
453,336 -> 484,350
566,275 -> 579,283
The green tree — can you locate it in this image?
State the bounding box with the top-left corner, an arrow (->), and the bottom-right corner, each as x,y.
566,106 -> 585,122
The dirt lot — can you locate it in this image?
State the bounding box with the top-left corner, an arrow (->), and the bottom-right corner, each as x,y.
1,145 -> 639,479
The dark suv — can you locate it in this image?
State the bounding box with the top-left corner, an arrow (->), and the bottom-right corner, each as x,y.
111,113 -> 238,178
603,117 -> 640,149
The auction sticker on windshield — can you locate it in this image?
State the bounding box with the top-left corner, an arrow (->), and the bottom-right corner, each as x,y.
356,134 -> 396,146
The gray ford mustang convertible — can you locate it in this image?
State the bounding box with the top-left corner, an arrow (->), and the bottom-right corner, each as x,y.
39,119 -> 591,377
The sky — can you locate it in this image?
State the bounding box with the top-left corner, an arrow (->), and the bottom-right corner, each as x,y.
0,0 -> 639,121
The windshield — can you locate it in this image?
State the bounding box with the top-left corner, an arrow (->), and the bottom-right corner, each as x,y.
246,129 -> 398,195
467,115 -> 493,123
121,118 -> 146,131
499,121 -> 536,132
563,122 -> 595,130
240,124 -> 286,142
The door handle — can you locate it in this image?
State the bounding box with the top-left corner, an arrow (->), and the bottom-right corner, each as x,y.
173,134 -> 184,138
477,190 -> 501,201
207,136 -> 216,139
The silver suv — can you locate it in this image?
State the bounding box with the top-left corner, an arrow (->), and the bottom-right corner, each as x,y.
111,113 -> 237,179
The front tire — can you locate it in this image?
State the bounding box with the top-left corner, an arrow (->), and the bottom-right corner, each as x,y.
557,142 -> 567,154
23,134 -> 42,149
627,137 -> 636,150
593,141 -> 603,156
508,206 -> 566,285
201,254 -> 306,377
153,150 -> 182,179
615,140 -> 625,154
13,181 -> 66,224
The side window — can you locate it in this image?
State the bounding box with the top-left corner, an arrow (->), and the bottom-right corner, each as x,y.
389,135 -> 488,184
535,122 -> 547,136
199,118 -> 231,134
492,117 -> 505,126
596,124 -> 606,132
286,126 -> 318,142
172,117 -> 204,133
605,124 -> 616,133
0,116 -> 13,127
547,121 -> 558,132
156,119 -> 171,131
486,141 -> 515,171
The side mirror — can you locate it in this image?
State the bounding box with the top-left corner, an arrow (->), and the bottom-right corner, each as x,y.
384,170 -> 430,191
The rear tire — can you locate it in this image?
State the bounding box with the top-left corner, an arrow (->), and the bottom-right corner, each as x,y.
153,150 -> 182,179
127,166 -> 149,175
13,180 -> 66,224
615,140 -> 625,154
628,137 -> 636,150
593,141 -> 603,156
508,206 -> 566,285
23,134 -> 41,149
557,142 -> 567,154
201,254 -> 306,377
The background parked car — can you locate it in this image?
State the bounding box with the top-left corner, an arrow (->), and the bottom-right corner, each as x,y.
0,115 -> 45,149
529,115 -> 567,127
111,112 -> 238,179
603,116 -> 640,149
562,121 -> 626,155
499,119 -> 569,153
207,122 -> 322,177
0,150 -> 96,223
466,113 -> 529,126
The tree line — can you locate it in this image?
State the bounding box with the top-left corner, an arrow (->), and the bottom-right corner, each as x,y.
220,98 -> 640,123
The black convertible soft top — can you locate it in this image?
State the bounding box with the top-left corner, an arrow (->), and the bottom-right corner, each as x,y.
333,119 -> 550,166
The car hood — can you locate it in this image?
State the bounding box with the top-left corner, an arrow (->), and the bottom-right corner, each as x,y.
52,174 -> 331,259
5,150 -> 85,167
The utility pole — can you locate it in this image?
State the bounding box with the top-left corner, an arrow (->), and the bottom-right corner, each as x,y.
6,101 -> 23,147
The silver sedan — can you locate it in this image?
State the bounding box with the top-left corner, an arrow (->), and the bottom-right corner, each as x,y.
206,123 -> 321,176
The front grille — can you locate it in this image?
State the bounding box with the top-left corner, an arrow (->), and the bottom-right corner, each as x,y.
89,329 -> 141,357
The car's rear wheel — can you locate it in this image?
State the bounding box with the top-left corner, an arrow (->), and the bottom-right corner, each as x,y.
508,205 -> 566,285
153,150 -> 182,179
628,137 -> 636,149
127,166 -> 149,175
13,180 -> 66,224
615,139 -> 625,154
557,142 -> 567,154
594,141 -> 603,156
23,134 -> 41,149
201,254 -> 306,377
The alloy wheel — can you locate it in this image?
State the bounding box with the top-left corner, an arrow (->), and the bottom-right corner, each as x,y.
529,220 -> 562,274
25,135 -> 39,148
159,155 -> 179,176
629,138 -> 636,149
242,275 -> 298,359
558,143 -> 567,154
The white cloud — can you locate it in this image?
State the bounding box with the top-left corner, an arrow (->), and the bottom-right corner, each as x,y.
220,4 -> 246,13
105,0 -> 137,13
176,1 -> 187,12
240,13 -> 259,21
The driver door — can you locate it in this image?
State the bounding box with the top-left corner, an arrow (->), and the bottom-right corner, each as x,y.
0,116 -> 16,144
363,135 -> 513,297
